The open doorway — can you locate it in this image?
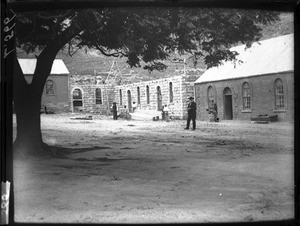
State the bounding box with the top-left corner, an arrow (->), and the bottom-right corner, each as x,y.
73,88 -> 83,112
157,86 -> 163,111
223,87 -> 233,120
127,90 -> 132,112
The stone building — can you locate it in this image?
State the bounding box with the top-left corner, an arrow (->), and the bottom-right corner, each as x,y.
18,58 -> 70,112
114,75 -> 198,119
194,34 -> 294,122
69,75 -> 115,114
69,72 -> 199,119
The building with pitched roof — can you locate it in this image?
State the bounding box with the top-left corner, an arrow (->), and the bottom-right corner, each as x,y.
194,34 -> 294,122
18,58 -> 70,112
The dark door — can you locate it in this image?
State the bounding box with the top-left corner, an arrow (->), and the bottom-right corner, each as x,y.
157,86 -> 163,110
127,90 -> 132,112
137,87 -> 141,104
224,88 -> 233,120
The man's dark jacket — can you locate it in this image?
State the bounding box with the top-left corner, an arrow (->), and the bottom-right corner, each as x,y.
188,101 -> 197,117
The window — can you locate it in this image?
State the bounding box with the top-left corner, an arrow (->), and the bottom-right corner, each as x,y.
207,86 -> 214,108
242,82 -> 251,109
137,87 -> 141,104
119,89 -> 123,105
73,88 -> 82,100
95,88 -> 102,104
169,82 -> 173,103
146,85 -> 150,104
46,80 -> 54,95
275,79 -> 284,109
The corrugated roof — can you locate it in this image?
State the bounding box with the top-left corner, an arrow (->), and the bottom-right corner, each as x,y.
195,34 -> 294,84
18,58 -> 69,75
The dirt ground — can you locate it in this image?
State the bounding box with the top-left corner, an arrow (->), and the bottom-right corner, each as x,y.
12,113 -> 294,223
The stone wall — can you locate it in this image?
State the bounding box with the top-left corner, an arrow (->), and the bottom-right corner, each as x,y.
181,80 -> 196,119
69,74 -> 198,118
69,75 -> 115,114
195,72 -> 294,122
115,75 -> 196,119
69,84 -> 115,114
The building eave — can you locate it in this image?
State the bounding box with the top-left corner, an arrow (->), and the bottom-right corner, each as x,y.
194,70 -> 294,85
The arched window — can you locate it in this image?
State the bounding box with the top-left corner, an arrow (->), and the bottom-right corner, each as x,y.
275,79 -> 284,109
242,82 -> 251,109
137,87 -> 141,104
119,89 -> 123,105
46,80 -> 54,95
73,88 -> 82,100
169,82 -> 173,103
146,85 -> 150,104
207,86 -> 214,108
95,88 -> 102,105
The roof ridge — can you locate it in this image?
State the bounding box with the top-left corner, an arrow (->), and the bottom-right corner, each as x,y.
195,33 -> 293,84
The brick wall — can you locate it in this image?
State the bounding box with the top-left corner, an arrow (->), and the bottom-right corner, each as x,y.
195,72 -> 294,122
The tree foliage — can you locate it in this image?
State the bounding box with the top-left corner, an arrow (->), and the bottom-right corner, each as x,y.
16,7 -> 279,69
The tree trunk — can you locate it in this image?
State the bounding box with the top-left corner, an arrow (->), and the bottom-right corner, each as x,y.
13,93 -> 44,157
13,56 -> 53,157
13,22 -> 84,157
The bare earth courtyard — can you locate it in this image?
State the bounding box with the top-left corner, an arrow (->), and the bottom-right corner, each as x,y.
12,113 -> 294,223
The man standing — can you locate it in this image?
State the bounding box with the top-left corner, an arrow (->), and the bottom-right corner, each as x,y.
185,97 -> 197,130
111,102 -> 118,120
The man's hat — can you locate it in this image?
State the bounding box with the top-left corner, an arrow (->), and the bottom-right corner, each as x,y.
188,97 -> 194,100
113,102 -> 116,104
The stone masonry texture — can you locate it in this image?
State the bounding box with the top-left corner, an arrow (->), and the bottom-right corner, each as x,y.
114,75 -> 196,119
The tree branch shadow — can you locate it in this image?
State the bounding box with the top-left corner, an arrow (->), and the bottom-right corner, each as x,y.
42,143 -> 112,159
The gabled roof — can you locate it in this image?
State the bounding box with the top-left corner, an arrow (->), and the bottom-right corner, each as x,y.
195,34 -> 294,84
18,58 -> 69,75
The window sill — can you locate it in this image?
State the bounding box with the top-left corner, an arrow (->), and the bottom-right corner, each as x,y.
242,109 -> 252,113
273,109 -> 286,113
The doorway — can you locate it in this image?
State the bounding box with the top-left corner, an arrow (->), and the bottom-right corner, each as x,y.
223,87 -> 233,120
73,88 -> 83,112
157,86 -> 163,110
127,90 -> 132,112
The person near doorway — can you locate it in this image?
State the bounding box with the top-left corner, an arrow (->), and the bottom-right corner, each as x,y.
185,97 -> 197,130
132,101 -> 137,112
208,100 -> 218,122
110,102 -> 118,120
123,105 -> 129,114
117,105 -> 132,120
163,104 -> 170,122
161,105 -> 165,120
